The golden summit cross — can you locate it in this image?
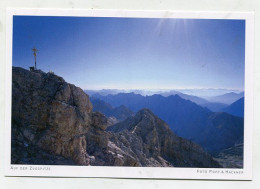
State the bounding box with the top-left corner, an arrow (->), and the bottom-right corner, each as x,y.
32,47 -> 38,70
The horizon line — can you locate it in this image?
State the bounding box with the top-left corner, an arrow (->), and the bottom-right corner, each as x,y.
83,88 -> 244,91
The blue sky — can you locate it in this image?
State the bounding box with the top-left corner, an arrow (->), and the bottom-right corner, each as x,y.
13,16 -> 245,90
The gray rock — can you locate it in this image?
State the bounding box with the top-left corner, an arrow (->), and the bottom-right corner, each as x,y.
12,67 -> 92,165
107,109 -> 221,167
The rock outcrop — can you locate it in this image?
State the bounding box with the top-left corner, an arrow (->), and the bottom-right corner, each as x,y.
12,67 -> 220,167
12,67 -> 92,165
107,109 -> 220,167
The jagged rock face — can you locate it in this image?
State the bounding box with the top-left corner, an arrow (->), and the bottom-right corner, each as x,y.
11,67 -> 138,166
12,67 -> 92,165
107,109 -> 221,168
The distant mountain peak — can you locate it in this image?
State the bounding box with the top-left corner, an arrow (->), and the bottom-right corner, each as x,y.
90,97 -> 134,121
205,92 -> 244,104
136,108 -> 154,115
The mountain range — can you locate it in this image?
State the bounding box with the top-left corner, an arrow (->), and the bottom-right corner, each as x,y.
88,90 -> 244,113
90,97 -> 134,121
159,90 -> 208,104
93,93 -> 244,153
85,89 -> 243,99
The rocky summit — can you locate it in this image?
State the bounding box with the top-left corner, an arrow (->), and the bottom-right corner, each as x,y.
107,109 -> 220,167
12,67 -> 93,165
11,67 -> 220,167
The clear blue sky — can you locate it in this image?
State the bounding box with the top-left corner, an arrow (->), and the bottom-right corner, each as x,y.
13,16 -> 245,90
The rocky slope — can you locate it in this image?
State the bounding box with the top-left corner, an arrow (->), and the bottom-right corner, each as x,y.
11,67 -> 220,167
213,143 -> 243,168
12,67 -> 93,165
107,109 -> 220,167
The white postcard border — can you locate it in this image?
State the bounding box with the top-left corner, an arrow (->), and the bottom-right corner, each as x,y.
5,8 -> 254,180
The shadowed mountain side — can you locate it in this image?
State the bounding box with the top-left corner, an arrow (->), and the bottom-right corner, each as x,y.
196,112 -> 244,152
94,93 -> 244,153
12,67 -> 220,167
213,143 -> 243,168
222,97 -> 244,118
11,143 -> 76,165
107,109 -> 221,168
90,97 -> 134,121
200,102 -> 228,112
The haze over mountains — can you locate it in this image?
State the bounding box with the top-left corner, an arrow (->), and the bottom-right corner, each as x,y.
204,92 -> 244,104
85,89 -> 243,98
86,89 -> 244,112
